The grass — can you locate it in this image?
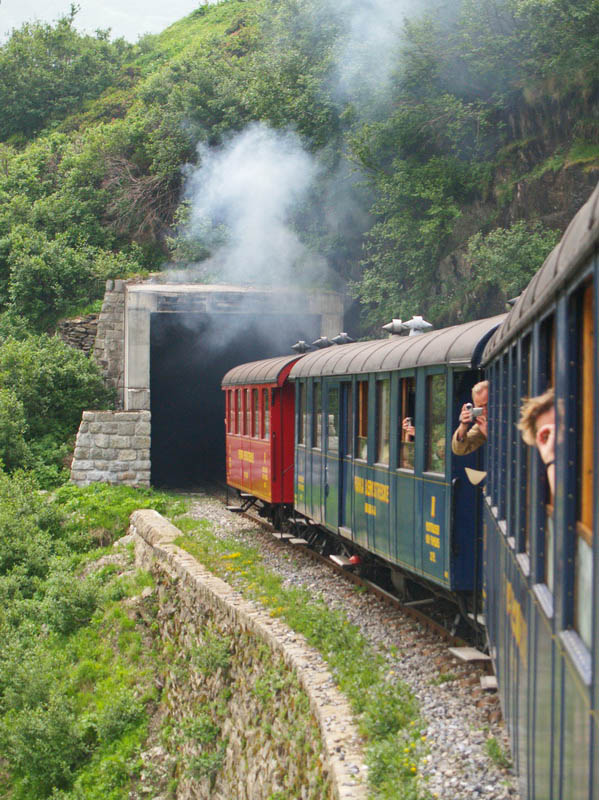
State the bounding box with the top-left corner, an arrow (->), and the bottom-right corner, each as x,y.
485,736 -> 513,770
172,514 -> 431,800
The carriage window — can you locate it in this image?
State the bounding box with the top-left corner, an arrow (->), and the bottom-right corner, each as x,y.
312,383 -> 322,448
356,380 -> 368,459
343,384 -> 353,456
236,390 -> 242,434
540,317 -> 555,590
520,336 -> 532,556
575,281 -> 594,649
226,391 -> 231,433
327,387 -> 339,453
263,389 -> 270,440
253,389 -> 259,437
376,379 -> 390,464
244,389 -> 251,436
425,374 -> 446,474
398,377 -> 415,470
297,383 -> 306,445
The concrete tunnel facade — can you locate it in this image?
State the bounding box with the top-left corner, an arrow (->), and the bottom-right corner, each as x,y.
70,280 -> 346,489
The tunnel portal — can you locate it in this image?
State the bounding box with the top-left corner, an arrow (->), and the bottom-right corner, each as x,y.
149,311 -> 321,488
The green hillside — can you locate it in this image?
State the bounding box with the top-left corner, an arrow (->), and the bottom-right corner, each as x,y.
0,0 -> 598,476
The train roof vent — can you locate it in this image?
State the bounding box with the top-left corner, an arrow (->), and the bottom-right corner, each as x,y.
403,315 -> 433,336
292,340 -> 312,354
382,318 -> 407,335
331,332 -> 355,345
312,336 -> 334,348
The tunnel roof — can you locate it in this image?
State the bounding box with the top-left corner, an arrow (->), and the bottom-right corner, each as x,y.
289,315 -> 505,379
222,355 -> 303,387
483,180 -> 599,363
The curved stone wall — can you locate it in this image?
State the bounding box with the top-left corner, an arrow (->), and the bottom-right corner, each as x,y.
130,509 -> 366,800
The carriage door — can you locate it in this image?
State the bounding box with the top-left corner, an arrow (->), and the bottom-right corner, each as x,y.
324,381 -> 341,530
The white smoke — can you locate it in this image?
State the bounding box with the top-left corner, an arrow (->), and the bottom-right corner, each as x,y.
179,123 -> 326,286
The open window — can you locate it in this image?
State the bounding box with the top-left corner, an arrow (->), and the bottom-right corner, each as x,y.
327,386 -> 339,453
263,389 -> 270,440
312,383 -> 322,449
574,281 -> 594,649
375,379 -> 390,464
297,383 -> 306,445
356,380 -> 368,460
398,376 -> 415,470
425,374 -> 446,474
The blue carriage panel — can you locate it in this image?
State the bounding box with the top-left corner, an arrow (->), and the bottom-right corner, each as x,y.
559,654 -> 593,800
295,445 -> 308,515
420,480 -> 447,583
393,472 -> 416,570
529,594 -> 555,800
369,468 -> 392,560
352,461 -> 370,550
324,380 -> 341,532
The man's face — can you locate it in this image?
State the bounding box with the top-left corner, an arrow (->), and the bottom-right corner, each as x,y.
473,387 -> 488,414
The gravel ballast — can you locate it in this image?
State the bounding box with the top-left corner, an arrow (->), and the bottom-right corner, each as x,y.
186,491 -> 520,800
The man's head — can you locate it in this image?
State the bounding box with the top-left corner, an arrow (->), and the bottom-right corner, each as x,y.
471,380 -> 489,412
518,387 -> 555,446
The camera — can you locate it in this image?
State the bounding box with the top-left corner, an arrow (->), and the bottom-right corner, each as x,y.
465,402 -> 484,418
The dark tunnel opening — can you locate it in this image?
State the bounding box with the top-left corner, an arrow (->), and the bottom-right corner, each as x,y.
149,311 -> 322,488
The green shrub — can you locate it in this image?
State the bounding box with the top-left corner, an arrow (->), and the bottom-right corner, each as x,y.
42,570 -> 102,635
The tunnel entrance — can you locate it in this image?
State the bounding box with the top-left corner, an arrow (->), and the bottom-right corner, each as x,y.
150,311 -> 321,488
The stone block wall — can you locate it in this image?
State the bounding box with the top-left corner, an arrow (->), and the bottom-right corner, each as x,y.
70,410 -> 151,486
57,313 -> 99,356
93,279 -> 126,409
131,510 -> 366,800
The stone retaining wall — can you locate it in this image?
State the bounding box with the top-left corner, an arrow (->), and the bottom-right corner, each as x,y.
93,279 -> 126,409
57,313 -> 99,356
131,509 -> 366,800
70,410 -> 151,486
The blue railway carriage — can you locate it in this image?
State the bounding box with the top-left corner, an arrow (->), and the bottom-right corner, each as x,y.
288,314 -> 504,602
482,184 -> 599,800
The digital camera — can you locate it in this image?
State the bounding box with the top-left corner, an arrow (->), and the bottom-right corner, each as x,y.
465,402 -> 484,418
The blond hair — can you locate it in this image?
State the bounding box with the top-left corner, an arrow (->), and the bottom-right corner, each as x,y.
471,380 -> 489,401
517,387 -> 555,446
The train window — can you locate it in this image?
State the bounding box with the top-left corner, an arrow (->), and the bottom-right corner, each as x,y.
398,377 -> 415,470
327,386 -> 339,453
226,391 -> 231,433
519,336 -> 532,555
541,316 -> 555,590
343,384 -> 353,456
244,389 -> 250,436
574,281 -> 594,649
263,389 -> 270,440
297,383 -> 306,445
236,390 -> 242,435
356,380 -> 368,459
425,374 -> 446,474
252,389 -> 259,438
312,383 -> 322,448
375,379 -> 390,464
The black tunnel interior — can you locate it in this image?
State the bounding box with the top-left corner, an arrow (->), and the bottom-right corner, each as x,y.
150,311 -> 322,488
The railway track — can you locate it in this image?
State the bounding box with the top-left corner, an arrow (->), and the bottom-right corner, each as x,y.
212,483 -> 489,656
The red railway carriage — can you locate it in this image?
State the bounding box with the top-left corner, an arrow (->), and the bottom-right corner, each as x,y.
221,355 -> 301,506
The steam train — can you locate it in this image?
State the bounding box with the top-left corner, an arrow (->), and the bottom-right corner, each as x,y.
221,183 -> 599,800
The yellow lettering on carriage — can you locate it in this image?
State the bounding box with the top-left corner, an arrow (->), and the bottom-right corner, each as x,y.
365,502 -> 377,516
505,580 -> 528,666
425,534 -> 440,549
429,551 -> 436,562
425,521 -> 440,536
430,496 -> 436,518
354,477 -> 389,503
298,475 -> 305,486
237,450 -> 255,463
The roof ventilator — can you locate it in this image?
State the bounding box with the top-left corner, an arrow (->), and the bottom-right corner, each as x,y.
312,336 -> 335,348
383,315 -> 433,337
292,340 -> 312,354
331,332 -> 355,345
